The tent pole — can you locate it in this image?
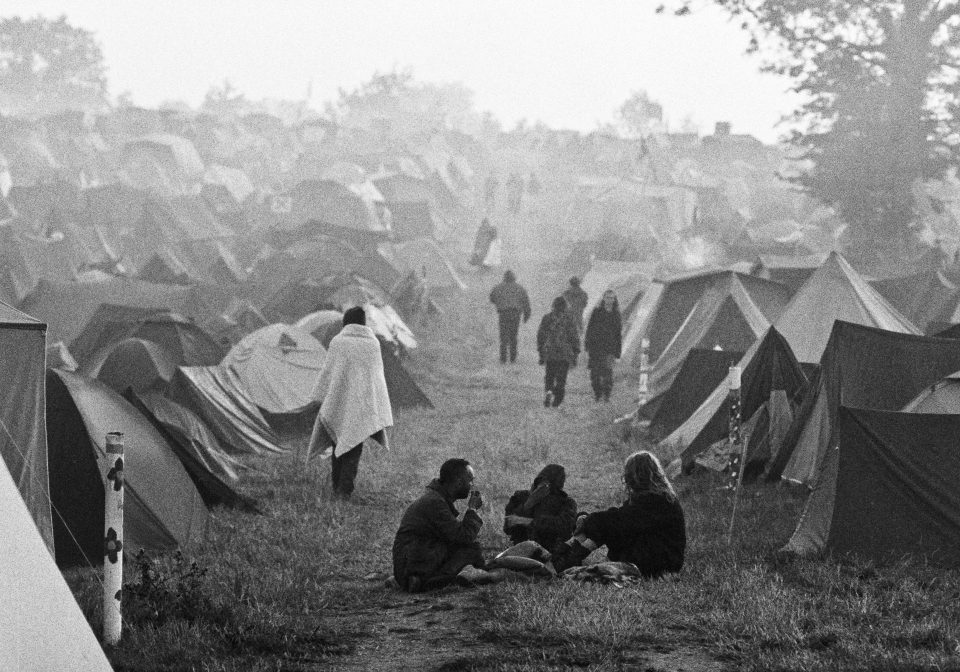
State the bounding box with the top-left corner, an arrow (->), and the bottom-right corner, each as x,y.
103,432 -> 125,646
725,367 -> 745,545
637,338 -> 650,407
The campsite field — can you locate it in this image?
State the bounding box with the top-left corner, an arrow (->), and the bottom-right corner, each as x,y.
66,257 -> 960,671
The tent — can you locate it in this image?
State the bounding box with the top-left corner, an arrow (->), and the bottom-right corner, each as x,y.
295,309 -> 344,347
382,201 -> 436,240
0,301 -> 52,552
647,348 -> 743,437
18,278 -> 199,346
223,324 -> 326,416
579,260 -> 649,326
278,179 -> 389,232
166,366 -> 285,456
80,338 -> 178,393
646,273 -> 791,400
768,321 -> 960,485
125,391 -> 257,512
749,253 -> 829,294
902,372 -> 960,413
0,458 -> 113,672
782,406 -> 960,566
47,369 -> 208,567
870,268 -> 960,333
379,340 -> 434,409
47,340 -> 78,371
392,238 -> 466,290
773,251 -> 919,364
657,327 -> 808,471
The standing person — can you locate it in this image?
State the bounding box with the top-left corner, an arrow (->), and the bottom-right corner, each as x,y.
469,218 -> 498,268
584,289 -> 622,402
503,464 -> 578,554
307,306 -> 393,499
562,277 -> 589,340
536,296 -> 580,408
489,270 -> 532,364
392,458 -> 488,592
551,451 -> 686,579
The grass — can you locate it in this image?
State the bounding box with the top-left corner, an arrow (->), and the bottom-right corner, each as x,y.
64,255 -> 960,671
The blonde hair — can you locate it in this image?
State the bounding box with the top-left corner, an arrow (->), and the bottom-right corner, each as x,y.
623,451 -> 676,502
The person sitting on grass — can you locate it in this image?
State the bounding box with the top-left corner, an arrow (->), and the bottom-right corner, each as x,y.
551,451 -> 686,579
392,458 -> 494,592
503,464 -> 577,555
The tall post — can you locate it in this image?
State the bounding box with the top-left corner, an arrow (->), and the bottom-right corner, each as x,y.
637,338 -> 650,407
103,432 -> 124,645
725,367 -> 746,545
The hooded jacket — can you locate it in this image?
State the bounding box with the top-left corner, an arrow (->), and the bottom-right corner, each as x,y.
503,465 -> 578,552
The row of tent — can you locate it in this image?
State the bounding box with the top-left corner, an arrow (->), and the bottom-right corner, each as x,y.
579,250 -> 960,566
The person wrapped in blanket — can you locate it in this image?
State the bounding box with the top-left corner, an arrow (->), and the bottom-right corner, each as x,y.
551,451 -> 686,579
503,464 -> 577,555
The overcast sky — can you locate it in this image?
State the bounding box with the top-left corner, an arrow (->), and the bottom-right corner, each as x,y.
4,1 -> 799,143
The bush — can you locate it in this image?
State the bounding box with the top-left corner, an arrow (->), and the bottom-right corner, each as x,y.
123,550 -> 217,626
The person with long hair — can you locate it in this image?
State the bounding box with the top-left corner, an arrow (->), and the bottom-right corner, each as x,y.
551,451 -> 686,578
584,289 -> 622,402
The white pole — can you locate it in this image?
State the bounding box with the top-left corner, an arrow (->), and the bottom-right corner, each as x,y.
726,367 -> 746,545
637,338 -> 650,407
103,432 -> 124,645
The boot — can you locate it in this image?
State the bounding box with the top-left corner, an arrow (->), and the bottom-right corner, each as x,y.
550,540 -> 592,574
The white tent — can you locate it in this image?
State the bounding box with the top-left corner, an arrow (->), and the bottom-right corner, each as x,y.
0,460 -> 112,671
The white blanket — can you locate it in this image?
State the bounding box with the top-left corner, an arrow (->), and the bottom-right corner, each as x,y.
308,324 -> 393,458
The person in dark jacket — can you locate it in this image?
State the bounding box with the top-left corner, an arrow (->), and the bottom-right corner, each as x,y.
536,296 -> 580,407
584,289 -> 623,402
489,270 -> 532,364
552,451 -> 686,579
392,458 -> 485,592
562,277 -> 589,340
503,464 -> 578,554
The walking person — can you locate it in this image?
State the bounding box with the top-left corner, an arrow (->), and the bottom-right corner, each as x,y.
307,306 -> 393,499
536,296 -> 580,407
584,289 -> 622,402
489,270 -> 532,364
562,276 -> 589,340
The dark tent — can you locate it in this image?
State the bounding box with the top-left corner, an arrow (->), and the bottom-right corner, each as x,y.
0,301 -> 52,551
931,322 -> 960,339
768,321 -> 960,485
47,369 -> 208,567
80,338 -> 178,393
166,366 -> 285,456
870,268 -> 960,333
902,372 -> 960,413
648,348 -> 743,438
782,406 -> 960,566
125,390 -> 258,513
658,327 -> 808,472
70,306 -> 224,368
380,340 -> 434,410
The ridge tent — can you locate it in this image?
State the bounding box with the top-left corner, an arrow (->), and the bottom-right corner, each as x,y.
870,268 -> 960,334
647,348 -> 743,437
902,372 -> 960,413
782,406 -> 960,566
223,324 -> 326,416
657,327 -> 807,472
769,321 -> 960,485
0,458 -> 113,672
47,369 -> 208,567
379,339 -> 434,409
749,253 -> 829,295
80,337 -> 178,393
773,251 -> 919,365
646,273 -> 791,401
166,366 -> 285,456
124,390 -> 258,513
0,301 -> 52,552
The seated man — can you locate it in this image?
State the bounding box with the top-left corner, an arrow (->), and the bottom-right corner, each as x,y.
503,464 -> 577,554
392,458 -> 486,592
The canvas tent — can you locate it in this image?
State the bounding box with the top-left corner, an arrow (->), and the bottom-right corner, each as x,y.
579,260 -> 649,326
646,272 -> 791,400
647,348 -> 743,437
657,327 -> 808,471
295,309 -> 344,347
0,458 -> 113,672
0,301 -> 52,552
166,366 -> 285,456
902,372 -> 960,413
773,252 -> 919,364
782,406 -> 960,566
223,324 -> 326,416
392,238 -> 466,290
47,369 -> 208,567
750,253 -> 829,294
379,340 -> 434,409
870,267 -> 960,334
768,321 -> 960,485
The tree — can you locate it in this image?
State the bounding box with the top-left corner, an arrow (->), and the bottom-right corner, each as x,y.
0,15 -> 108,116
615,90 -> 665,137
661,1 -> 960,263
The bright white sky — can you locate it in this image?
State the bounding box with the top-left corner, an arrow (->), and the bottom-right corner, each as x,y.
3,1 -> 799,143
